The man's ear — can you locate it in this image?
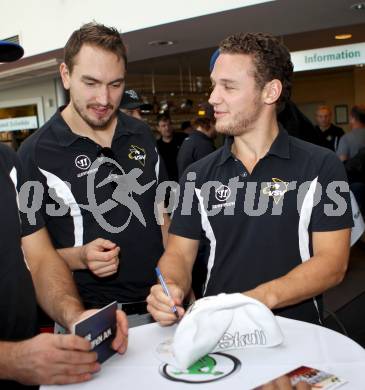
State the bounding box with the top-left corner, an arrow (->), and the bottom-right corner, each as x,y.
262,79 -> 282,106
59,63 -> 71,90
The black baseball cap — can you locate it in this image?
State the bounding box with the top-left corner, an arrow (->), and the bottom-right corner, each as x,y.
0,41 -> 24,62
120,89 -> 143,110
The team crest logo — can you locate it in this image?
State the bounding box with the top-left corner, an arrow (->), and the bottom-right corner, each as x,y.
215,185 -> 231,202
128,145 -> 146,167
262,178 -> 288,204
159,353 -> 241,383
75,155 -> 91,170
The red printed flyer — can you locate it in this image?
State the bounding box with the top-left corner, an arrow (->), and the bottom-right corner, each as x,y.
253,365 -> 347,389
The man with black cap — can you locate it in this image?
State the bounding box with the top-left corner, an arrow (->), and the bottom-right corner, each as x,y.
0,40 -> 128,388
119,89 -> 143,120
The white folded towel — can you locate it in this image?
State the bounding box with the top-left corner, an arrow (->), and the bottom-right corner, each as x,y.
173,293 -> 284,369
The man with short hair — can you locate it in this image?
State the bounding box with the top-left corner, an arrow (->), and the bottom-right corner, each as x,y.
338,105 -> 365,215
18,23 -> 168,317
180,120 -> 193,135
156,114 -> 186,182
147,32 -> 353,326
177,117 -> 216,179
337,105 -> 365,161
0,40 -> 128,389
314,105 -> 344,151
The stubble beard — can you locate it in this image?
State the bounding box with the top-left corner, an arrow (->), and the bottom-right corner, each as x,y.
216,101 -> 263,137
72,98 -> 117,130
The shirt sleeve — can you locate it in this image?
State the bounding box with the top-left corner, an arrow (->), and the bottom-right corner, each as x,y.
17,141 -> 47,236
336,134 -> 350,158
143,122 -> 168,185
344,147 -> 365,183
311,151 -> 354,232
169,169 -> 203,240
157,149 -> 169,184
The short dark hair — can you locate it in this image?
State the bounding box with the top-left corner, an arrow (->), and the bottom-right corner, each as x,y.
351,105 -> 365,125
156,113 -> 171,124
180,121 -> 191,131
64,22 -> 127,73
219,32 -> 293,112
193,117 -> 211,130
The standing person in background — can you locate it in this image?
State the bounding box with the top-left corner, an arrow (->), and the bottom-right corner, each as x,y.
338,105 -> 365,216
0,40 -> 128,389
314,105 -> 344,152
18,23 -> 169,322
177,117 -> 216,298
337,105 -> 365,161
180,121 -> 194,135
278,100 -> 324,146
156,114 -> 186,182
177,117 -> 216,179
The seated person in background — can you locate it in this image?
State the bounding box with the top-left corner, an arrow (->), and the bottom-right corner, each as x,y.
147,32 -> 353,327
337,105 -> 365,161
177,117 -> 216,179
0,41 -> 127,389
156,113 -> 186,182
119,89 -> 143,120
314,105 -> 344,152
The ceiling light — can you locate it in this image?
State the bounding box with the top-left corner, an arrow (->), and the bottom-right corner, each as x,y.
148,40 -> 175,47
335,34 -> 352,40
350,2 -> 365,10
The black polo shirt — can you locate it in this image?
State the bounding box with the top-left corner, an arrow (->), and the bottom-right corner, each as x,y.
315,124 -> 344,151
0,143 -> 38,389
18,109 -> 166,307
177,130 -> 215,179
170,128 -> 353,324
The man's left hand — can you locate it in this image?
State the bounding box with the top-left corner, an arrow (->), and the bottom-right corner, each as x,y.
73,309 -> 128,354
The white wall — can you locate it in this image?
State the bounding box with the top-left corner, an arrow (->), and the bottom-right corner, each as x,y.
0,77 -> 59,123
0,0 -> 272,58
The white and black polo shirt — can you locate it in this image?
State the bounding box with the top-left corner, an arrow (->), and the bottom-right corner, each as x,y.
0,143 -> 37,341
18,109 -> 167,307
170,128 -> 353,323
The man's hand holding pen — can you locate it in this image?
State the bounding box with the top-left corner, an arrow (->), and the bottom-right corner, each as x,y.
147,267 -> 185,326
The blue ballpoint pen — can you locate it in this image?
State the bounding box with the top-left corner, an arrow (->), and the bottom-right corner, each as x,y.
155,267 -> 179,319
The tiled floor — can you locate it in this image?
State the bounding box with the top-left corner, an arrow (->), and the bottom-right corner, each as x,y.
323,241 -> 365,347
